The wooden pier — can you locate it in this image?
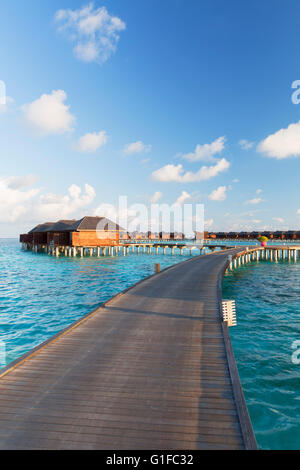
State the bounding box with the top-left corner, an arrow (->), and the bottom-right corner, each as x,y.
0,248 -> 257,450
21,241 -> 231,258
226,246 -> 300,271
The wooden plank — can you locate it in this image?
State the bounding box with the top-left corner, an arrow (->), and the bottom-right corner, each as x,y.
218,251 -> 258,450
0,249 -> 256,450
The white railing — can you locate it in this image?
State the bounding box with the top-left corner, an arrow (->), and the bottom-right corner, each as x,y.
222,300 -> 237,327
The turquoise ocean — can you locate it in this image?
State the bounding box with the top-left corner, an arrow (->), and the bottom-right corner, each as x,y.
223,259 -> 300,450
0,239 -> 193,367
1,238 -> 300,449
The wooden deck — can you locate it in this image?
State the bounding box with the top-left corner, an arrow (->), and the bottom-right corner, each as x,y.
0,248 -> 257,450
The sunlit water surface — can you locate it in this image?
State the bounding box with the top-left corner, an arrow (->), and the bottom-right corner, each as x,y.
2,239 -> 300,449
0,239 -> 193,367
223,260 -> 300,450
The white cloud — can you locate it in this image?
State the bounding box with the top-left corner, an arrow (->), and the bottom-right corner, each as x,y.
233,178 -> 239,183
55,4 -> 126,64
124,141 -> 151,155
77,130 -> 108,153
256,189 -> 263,194
245,197 -> 263,205
272,217 -> 284,224
150,191 -> 163,204
173,191 -> 191,206
239,139 -> 254,150
0,80 -> 6,106
0,176 -> 40,223
22,90 -> 75,135
208,186 -> 227,201
75,42 -> 99,62
204,218 -> 214,229
297,209 -> 300,215
182,136 -> 225,162
7,175 -> 39,190
258,121 -> 300,159
37,183 -> 95,220
0,176 -> 95,225
151,158 -> 230,183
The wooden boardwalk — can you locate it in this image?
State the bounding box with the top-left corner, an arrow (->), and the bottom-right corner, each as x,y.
0,248 -> 257,450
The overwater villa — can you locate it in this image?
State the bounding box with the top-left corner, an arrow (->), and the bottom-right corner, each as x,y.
20,216 -> 125,251
20,217 -> 190,253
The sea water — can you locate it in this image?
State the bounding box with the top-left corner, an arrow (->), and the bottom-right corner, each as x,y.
223,259 -> 300,450
1,238 -> 300,449
0,239 -> 192,368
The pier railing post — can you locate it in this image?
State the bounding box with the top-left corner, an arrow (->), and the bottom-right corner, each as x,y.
222,300 -> 237,327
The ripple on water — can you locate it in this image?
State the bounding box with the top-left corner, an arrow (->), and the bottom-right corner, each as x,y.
223,261 -> 300,450
0,239 -> 193,368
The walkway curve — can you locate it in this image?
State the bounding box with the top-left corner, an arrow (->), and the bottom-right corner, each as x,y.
0,248 -> 257,450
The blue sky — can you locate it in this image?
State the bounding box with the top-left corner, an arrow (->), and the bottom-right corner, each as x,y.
1,0 -> 300,236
